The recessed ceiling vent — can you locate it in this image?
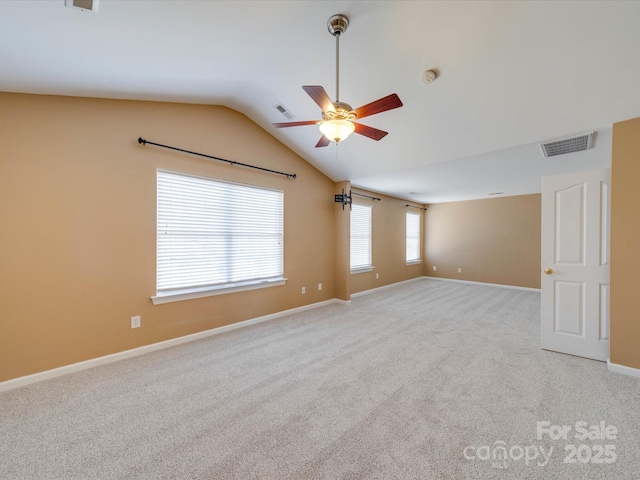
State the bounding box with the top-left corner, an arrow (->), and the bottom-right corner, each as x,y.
275,104 -> 295,120
65,0 -> 99,13
540,132 -> 594,157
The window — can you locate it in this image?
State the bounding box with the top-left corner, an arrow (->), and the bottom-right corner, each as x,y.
350,203 -> 372,272
406,212 -> 421,264
154,171 -> 284,304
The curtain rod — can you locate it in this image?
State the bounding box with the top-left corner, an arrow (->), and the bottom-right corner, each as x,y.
405,204 -> 427,211
138,137 -> 297,179
352,192 -> 381,201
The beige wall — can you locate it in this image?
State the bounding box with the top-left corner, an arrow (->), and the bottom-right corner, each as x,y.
0,92 -> 429,383
334,181 -> 352,301
349,189 -> 425,294
12,91 -> 636,381
611,117 -> 640,369
424,194 -> 541,289
0,92 -> 338,382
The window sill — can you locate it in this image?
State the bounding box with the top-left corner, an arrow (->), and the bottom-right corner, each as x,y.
151,277 -> 287,305
350,266 -> 374,274
406,260 -> 422,266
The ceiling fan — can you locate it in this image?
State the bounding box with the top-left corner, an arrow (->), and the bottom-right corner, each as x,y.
272,14 -> 403,147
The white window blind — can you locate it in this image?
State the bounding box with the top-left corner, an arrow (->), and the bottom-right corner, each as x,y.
350,203 -> 372,270
157,171 -> 283,293
406,211 -> 421,262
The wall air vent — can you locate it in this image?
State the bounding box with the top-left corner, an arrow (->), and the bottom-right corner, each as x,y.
65,0 -> 99,13
275,104 -> 295,120
540,132 -> 594,157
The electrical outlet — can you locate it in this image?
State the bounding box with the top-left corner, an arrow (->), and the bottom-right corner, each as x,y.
318,283 -> 322,291
131,316 -> 141,329
458,268 -> 462,273
376,273 -> 379,279
433,266 -> 437,271
302,286 -> 306,294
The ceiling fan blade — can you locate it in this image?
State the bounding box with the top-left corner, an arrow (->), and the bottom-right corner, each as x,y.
353,122 -> 389,141
351,93 -> 403,120
302,86 -> 336,113
272,120 -> 319,128
315,135 -> 331,148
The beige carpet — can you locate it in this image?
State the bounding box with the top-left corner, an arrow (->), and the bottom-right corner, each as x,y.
1,279 -> 639,479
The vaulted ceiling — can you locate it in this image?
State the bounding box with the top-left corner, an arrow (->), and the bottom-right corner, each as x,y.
1,0 -> 638,203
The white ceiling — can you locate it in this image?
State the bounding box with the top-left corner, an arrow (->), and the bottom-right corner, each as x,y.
1,0 -> 638,203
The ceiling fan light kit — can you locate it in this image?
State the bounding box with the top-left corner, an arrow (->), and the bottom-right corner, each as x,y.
319,118 -> 355,143
272,14 -> 403,147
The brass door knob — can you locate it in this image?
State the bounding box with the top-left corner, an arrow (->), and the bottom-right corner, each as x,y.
544,268 -> 553,275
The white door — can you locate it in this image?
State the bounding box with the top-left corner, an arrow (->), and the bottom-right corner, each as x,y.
541,169 -> 610,361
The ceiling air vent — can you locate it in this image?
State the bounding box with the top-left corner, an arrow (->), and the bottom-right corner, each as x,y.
540,132 -> 594,157
275,104 -> 295,120
65,0 -> 99,13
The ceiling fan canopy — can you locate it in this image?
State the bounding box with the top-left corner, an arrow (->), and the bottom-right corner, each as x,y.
272,14 -> 403,147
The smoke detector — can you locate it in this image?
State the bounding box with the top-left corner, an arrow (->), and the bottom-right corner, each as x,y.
422,69 -> 439,84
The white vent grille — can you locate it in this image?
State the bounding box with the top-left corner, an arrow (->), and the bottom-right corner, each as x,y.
275,104 -> 294,120
65,0 -> 98,13
541,132 -> 594,157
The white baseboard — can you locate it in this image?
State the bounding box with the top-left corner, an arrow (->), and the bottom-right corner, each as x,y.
0,298 -> 345,393
350,276 -> 425,298
423,276 -> 541,292
607,360 -> 640,378
333,298 -> 352,305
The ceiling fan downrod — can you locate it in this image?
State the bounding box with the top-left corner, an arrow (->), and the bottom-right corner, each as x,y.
327,14 -> 349,103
